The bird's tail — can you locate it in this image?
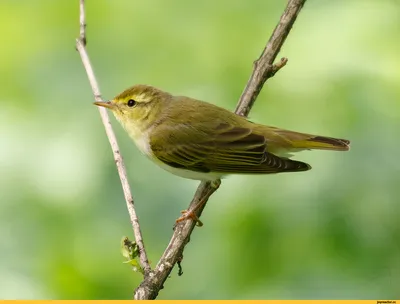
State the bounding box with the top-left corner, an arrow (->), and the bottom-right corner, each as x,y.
291,134 -> 350,151
262,127 -> 350,152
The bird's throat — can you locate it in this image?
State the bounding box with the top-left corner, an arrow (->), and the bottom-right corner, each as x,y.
113,112 -> 154,157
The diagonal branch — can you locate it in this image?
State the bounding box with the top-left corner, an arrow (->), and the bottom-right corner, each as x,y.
134,0 -> 307,299
75,0 -> 151,276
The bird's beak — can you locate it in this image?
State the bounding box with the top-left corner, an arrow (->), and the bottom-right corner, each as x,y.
94,101 -> 114,109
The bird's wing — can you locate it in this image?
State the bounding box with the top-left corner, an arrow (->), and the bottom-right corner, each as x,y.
150,122 -> 310,174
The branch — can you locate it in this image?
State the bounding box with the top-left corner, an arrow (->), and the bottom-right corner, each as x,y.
75,0 -> 151,276
134,0 -> 307,299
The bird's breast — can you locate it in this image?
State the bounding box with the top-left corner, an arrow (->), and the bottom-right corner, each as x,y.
122,121 -> 153,158
134,132 -> 153,157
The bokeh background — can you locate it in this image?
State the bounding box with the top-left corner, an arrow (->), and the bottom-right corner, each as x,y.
1,0 -> 399,300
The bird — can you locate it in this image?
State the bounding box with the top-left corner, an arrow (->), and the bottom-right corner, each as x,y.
94,84 -> 350,225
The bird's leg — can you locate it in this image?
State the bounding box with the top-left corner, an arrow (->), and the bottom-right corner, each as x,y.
176,179 -> 221,227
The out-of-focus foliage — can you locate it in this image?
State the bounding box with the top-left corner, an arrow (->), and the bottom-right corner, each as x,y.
1,0 -> 399,300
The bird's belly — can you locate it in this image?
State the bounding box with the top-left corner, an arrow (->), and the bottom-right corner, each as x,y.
157,161 -> 223,181
125,124 -> 222,181
127,129 -> 220,180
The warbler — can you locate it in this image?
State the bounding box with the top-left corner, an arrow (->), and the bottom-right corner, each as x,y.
95,85 -> 350,224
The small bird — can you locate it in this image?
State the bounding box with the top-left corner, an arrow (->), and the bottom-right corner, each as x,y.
95,84 -> 350,224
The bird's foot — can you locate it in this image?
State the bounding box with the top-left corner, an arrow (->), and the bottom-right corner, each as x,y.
174,180 -> 221,228
176,209 -> 203,227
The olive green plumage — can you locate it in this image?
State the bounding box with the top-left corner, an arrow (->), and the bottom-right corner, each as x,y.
94,84 -> 350,181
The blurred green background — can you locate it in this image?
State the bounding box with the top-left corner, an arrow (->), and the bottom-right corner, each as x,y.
1,0 -> 399,300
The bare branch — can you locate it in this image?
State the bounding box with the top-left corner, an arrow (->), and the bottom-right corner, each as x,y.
134,0 -> 307,299
79,0 -> 86,46
75,0 -> 151,276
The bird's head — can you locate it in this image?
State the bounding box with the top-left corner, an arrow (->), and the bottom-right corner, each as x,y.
94,84 -> 172,129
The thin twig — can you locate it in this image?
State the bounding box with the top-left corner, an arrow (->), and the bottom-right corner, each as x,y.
134,0 -> 307,299
79,0 -> 86,46
75,0 -> 151,276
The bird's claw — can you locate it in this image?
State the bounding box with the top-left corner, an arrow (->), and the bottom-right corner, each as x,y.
176,209 -> 203,227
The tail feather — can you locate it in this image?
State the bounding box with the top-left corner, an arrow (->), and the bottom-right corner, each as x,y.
292,136 -> 350,151
293,135 -> 350,151
265,127 -> 351,152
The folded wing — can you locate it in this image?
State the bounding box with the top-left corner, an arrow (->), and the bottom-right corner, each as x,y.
150,123 -> 310,174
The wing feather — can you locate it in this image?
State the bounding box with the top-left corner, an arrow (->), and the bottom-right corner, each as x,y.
150,123 -> 310,175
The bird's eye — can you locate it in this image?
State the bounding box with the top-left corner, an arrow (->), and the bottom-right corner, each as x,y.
127,99 -> 136,107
